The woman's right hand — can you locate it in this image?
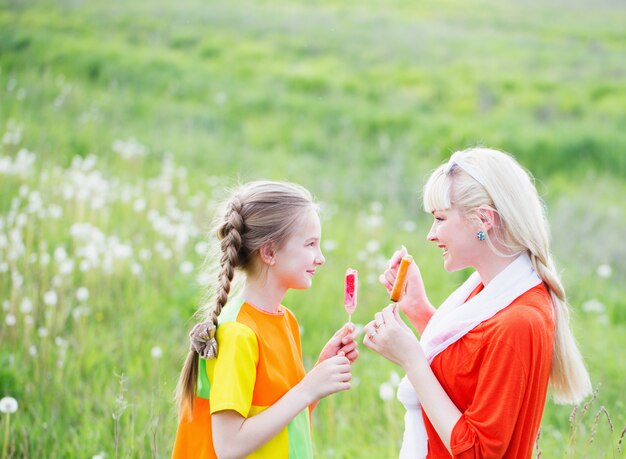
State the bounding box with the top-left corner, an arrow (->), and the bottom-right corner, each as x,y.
379,246 -> 435,334
298,354 -> 351,404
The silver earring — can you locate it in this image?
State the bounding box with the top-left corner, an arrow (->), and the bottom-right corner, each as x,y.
476,230 -> 486,241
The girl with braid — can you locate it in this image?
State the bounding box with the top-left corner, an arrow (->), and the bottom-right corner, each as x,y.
363,148 -> 591,458
172,181 -> 358,459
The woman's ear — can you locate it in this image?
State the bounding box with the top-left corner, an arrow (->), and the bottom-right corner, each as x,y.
258,243 -> 276,266
477,206 -> 497,232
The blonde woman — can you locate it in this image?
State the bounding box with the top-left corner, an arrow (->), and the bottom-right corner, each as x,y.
364,148 -> 591,458
173,181 -> 358,458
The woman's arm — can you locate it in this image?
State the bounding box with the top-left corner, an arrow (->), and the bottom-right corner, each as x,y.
212,355 -> 351,459
364,304 -> 460,454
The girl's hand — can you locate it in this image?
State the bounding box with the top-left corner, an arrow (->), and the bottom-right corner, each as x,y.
298,354 -> 352,403
379,246 -> 435,333
318,323 -> 359,364
363,304 -> 426,372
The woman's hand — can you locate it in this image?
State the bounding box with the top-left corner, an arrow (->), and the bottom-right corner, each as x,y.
379,246 -> 435,334
318,323 -> 359,364
363,304 -> 426,372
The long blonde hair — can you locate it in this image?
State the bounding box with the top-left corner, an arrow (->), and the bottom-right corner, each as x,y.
175,180 -> 316,418
423,147 -> 591,404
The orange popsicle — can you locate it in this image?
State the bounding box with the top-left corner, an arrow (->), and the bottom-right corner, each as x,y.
390,255 -> 412,302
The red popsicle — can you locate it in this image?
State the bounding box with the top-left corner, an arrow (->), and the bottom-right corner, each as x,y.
344,268 -> 358,322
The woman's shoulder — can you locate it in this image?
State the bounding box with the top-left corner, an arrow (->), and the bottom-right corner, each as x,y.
485,284 -> 554,340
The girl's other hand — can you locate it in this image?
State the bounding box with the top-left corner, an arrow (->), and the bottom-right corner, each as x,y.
318,323 -> 359,364
299,354 -> 352,403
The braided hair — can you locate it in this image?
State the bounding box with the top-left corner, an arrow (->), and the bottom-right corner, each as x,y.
175,181 -> 315,419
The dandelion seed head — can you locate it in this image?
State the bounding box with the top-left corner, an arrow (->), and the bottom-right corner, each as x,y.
596,264 -> 612,279
180,261 -> 194,275
5,313 -> 16,326
322,239 -> 337,252
151,346 -> 163,359
44,291 -> 58,306
19,297 -> 33,314
76,287 -> 89,302
0,396 -> 18,414
379,382 -> 395,401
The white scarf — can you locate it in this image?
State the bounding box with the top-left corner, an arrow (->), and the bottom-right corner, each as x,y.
397,253 -> 541,459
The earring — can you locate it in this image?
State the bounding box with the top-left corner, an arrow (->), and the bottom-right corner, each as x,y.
476,230 -> 486,241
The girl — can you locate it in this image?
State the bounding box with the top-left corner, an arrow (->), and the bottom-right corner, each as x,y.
364,148 -> 591,458
173,181 -> 358,459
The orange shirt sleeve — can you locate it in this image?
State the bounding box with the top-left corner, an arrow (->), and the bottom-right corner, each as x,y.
449,305 -> 548,457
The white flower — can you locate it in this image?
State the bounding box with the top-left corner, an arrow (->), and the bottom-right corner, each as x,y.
139,249 -> 152,261
366,240 -> 380,253
40,253 -> 51,265
5,313 -> 16,326
92,453 -> 106,459
54,246 -> 68,263
44,291 -> 58,306
59,259 -> 74,275
194,241 -> 209,256
38,327 -> 49,337
29,345 -> 37,356
370,201 -> 383,213
389,371 -> 401,386
151,346 -> 163,359
133,199 -> 146,212
131,262 -> 143,276
19,297 -> 33,314
76,287 -> 89,302
596,264 -> 612,279
379,382 -> 395,401
322,240 -> 337,252
196,271 -> 211,286
0,396 -> 18,414
180,261 -> 194,275
0,262 -> 8,272
582,299 -> 605,314
402,220 -> 417,232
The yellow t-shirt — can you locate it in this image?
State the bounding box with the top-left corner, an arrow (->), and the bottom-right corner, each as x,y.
172,298 -> 313,458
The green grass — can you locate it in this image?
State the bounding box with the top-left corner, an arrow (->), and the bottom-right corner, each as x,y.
1,0 -> 625,457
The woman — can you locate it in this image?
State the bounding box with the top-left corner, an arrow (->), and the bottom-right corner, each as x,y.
364,148 -> 591,458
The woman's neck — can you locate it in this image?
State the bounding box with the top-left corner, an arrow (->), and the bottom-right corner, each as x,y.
475,251 -> 520,285
241,274 -> 287,313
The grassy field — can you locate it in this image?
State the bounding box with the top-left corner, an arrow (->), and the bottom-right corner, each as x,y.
1,0 -> 625,457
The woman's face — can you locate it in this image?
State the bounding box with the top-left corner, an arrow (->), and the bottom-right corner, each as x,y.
426,205 -> 482,272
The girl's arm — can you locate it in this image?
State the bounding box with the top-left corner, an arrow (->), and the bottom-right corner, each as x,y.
379,247 -> 435,335
212,354 -> 351,459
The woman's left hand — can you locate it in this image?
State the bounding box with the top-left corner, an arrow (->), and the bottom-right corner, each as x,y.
363,304 -> 424,370
318,323 -> 359,364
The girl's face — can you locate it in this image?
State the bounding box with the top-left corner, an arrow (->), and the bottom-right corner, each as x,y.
272,207 -> 325,290
426,205 -> 482,272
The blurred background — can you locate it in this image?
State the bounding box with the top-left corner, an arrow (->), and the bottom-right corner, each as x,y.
1,0 -> 624,457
